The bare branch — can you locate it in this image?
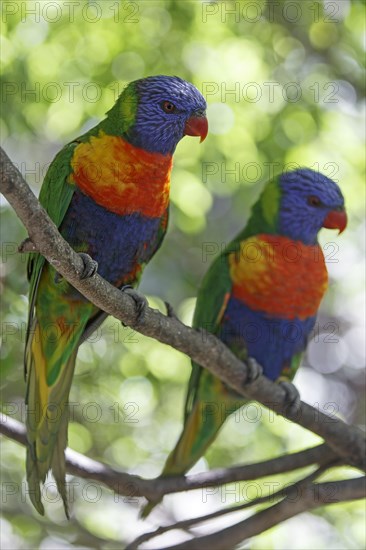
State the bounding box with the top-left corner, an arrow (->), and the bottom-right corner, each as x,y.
5,413 -> 360,550
158,477 -> 366,550
0,413 -> 154,499
0,414 -> 338,501
126,462 -> 338,549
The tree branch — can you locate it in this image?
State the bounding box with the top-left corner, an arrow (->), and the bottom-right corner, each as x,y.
3,414 -> 362,550
1,147 -> 365,470
0,414 -> 337,500
125,462 -> 337,549
0,413 -> 153,499
157,477 -> 366,550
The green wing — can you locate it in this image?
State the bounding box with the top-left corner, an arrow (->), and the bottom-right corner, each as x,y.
184,250 -> 235,421
26,142 -> 77,368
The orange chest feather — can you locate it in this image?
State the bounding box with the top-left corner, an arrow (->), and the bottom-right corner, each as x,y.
229,234 -> 328,320
69,131 -> 173,217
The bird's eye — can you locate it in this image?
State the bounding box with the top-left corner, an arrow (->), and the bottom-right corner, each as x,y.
307,195 -> 321,207
162,101 -> 176,114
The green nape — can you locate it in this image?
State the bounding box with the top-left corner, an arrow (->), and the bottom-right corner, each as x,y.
233,175 -> 281,243
261,178 -> 281,228
103,81 -> 138,135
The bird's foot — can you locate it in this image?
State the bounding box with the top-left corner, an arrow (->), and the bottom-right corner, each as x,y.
18,237 -> 37,253
121,285 -> 148,326
280,381 -> 301,414
54,253 -> 98,284
78,253 -> 98,280
165,301 -> 179,321
245,357 -> 263,384
54,271 -> 63,284
196,326 -> 210,344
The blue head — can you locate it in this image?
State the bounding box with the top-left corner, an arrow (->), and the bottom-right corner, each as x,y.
277,168 -> 347,244
108,75 -> 208,155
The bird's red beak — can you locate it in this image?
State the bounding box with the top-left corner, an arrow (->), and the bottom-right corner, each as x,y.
323,208 -> 347,234
184,115 -> 208,142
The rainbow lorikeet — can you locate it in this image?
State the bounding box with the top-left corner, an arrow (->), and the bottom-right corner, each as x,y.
24,75 -> 208,516
142,168 -> 347,516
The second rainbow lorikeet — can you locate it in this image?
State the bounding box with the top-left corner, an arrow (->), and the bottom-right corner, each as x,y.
24,75 -> 208,516
142,168 -> 347,516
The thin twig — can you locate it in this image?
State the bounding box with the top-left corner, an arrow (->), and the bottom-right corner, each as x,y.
158,477 -> 366,550
126,460 -> 339,549
0,414 -> 338,502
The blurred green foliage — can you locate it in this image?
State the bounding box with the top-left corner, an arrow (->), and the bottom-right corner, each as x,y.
1,0 -> 365,548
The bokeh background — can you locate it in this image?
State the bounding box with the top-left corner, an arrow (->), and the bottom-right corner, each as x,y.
1,0 -> 365,548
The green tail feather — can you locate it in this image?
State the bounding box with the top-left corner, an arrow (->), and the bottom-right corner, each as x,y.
26,447 -> 44,516
52,402 -> 70,518
141,384 -> 242,518
25,337 -> 78,517
141,396 -> 219,518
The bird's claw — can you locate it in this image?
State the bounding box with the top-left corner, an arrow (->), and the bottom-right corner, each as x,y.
245,357 -> 263,384
165,301 -> 179,321
196,327 -> 210,344
122,285 -> 148,326
18,237 -> 37,253
54,271 -> 63,284
280,381 -> 301,414
54,253 -> 97,283
78,253 -> 98,280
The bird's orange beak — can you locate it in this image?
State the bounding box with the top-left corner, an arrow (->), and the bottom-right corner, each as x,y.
184,115 -> 208,142
323,208 -> 347,234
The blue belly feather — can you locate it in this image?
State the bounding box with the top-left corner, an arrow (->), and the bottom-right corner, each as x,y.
59,189 -> 164,285
220,297 -> 316,381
